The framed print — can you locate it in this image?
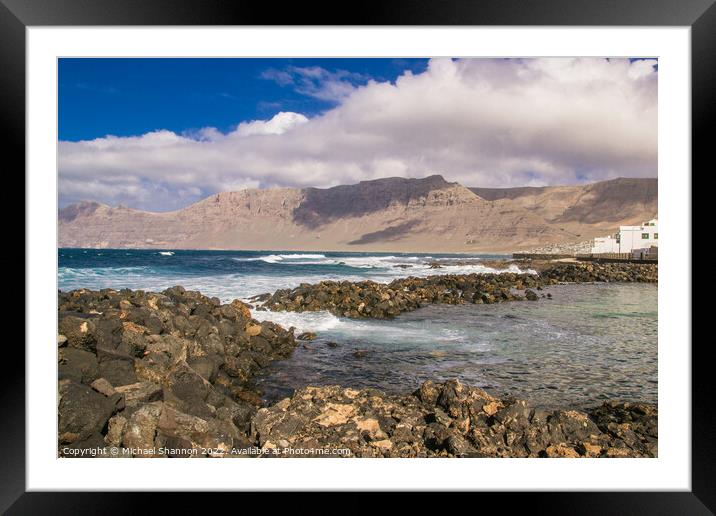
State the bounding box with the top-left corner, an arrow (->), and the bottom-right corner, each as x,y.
4,0 -> 710,511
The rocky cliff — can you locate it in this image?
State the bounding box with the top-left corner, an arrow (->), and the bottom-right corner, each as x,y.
59,176 -> 657,252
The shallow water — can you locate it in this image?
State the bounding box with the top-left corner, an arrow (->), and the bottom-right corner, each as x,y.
253,283 -> 658,409
58,249 -> 657,409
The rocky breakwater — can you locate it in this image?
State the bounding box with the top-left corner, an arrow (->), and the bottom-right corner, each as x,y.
252,379 -> 657,457
540,262 -> 657,283
57,286 -> 297,457
258,263 -> 657,319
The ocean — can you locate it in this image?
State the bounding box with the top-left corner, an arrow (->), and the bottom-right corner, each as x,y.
58,248 -> 657,408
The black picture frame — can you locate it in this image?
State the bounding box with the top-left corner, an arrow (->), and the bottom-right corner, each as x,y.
4,0 -> 708,512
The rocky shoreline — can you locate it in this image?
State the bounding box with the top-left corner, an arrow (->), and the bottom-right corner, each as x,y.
252,380 -> 657,458
58,286 -> 296,457
258,263 -> 657,319
57,268 -> 657,458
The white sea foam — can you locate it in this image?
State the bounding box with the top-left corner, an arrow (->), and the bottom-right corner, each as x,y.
234,253 -> 328,263
235,253 -> 535,276
248,306 -> 484,348
275,253 -> 326,259
158,251 -> 175,256
250,309 -> 342,333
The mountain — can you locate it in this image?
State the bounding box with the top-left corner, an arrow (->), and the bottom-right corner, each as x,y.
58,176 -> 657,252
470,177 -> 658,227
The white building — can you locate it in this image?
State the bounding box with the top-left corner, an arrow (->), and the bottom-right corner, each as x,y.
591,218 -> 658,254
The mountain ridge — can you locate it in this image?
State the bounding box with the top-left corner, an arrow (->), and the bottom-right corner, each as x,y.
59,175 -> 657,253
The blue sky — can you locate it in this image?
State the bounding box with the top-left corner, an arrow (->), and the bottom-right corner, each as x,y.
58,57 -> 657,211
59,58 -> 429,141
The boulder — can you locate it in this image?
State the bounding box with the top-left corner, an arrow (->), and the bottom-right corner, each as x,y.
58,348 -> 100,385
58,380 -> 119,444
115,381 -> 163,406
58,315 -> 97,352
122,401 -> 164,456
96,347 -> 137,387
230,299 -> 252,319
90,378 -> 116,397
525,289 -> 539,301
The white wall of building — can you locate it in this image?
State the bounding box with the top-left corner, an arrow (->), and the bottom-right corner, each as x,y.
618,218 -> 658,253
591,218 -> 658,254
592,236 -> 620,253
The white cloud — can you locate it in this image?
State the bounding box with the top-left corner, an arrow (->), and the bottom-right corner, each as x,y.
59,58 -> 657,211
234,111 -> 309,136
261,65 -> 368,102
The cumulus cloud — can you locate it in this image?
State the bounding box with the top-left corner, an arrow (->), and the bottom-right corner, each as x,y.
59,58 -> 657,211
234,111 -> 309,136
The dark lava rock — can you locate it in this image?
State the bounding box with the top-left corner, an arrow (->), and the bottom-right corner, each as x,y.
58,347 -> 100,384
58,315 -> 98,352
57,286 -> 298,457
58,380 -> 121,445
250,380 -> 658,458
57,283 -> 657,459
525,289 -> 539,301
97,347 -> 137,387
260,263 -> 656,320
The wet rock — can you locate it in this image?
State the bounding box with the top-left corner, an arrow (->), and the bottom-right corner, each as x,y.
525,289 -> 539,301
297,332 -> 317,341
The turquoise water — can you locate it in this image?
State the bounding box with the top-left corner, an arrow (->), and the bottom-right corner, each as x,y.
253,283 -> 657,408
58,249 -> 657,408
